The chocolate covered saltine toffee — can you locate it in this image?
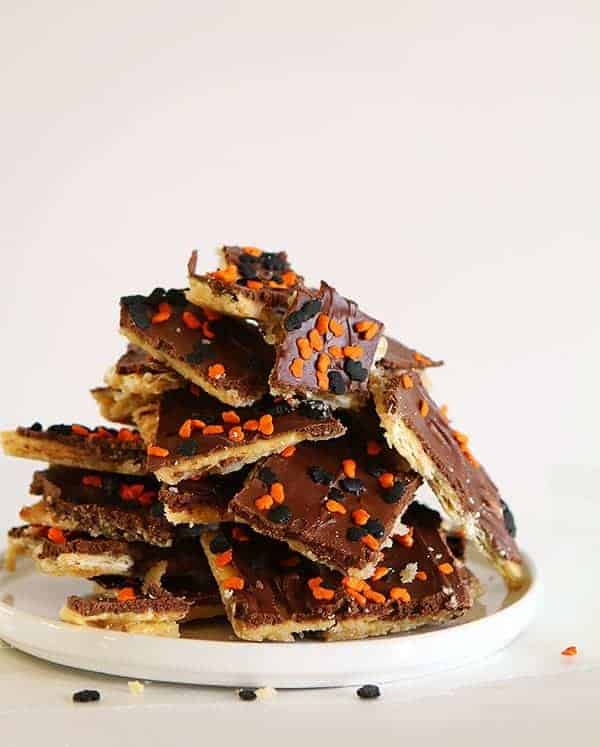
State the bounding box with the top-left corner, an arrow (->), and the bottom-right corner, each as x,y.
158,469 -> 248,526
201,524 -> 342,641
381,337 -> 443,371
269,282 -> 387,409
139,386 -> 345,484
369,366 -> 523,588
187,247 -> 303,328
120,288 -> 274,407
20,467 -> 174,547
1,423 -> 146,475
229,433 -> 421,578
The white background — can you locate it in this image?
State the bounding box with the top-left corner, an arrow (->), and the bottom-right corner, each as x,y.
0,2 -> 599,742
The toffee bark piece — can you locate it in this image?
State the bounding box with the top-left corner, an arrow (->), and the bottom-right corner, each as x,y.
187,247 -> 303,328
323,503 -> 477,640
1,424 -> 146,475
270,282 -> 387,409
120,288 -> 274,407
381,338 -> 443,371
159,470 -> 248,526
139,387 -> 345,485
229,433 -> 421,578
92,345 -> 184,425
369,366 -> 523,588
22,467 -> 173,547
201,524 -> 341,641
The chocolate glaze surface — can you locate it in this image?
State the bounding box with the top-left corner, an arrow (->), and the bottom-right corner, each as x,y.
188,247 -> 303,315
381,337 -> 443,370
229,430 -> 421,573
147,387 -> 345,472
120,288 -> 274,401
271,282 -> 384,401
30,467 -> 173,546
375,368 -> 521,563
159,469 -> 248,521
115,345 -> 173,376
65,591 -> 190,617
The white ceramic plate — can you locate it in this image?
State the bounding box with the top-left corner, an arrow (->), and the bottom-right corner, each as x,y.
0,550 -> 538,689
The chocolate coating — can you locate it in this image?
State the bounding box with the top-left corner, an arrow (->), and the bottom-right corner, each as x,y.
116,345 -> 173,376
158,469 -> 249,522
381,337 -> 443,370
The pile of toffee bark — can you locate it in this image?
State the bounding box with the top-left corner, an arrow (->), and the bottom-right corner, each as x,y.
2,247 -> 522,640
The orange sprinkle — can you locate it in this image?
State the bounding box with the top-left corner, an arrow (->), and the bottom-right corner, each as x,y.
371,566 -> 389,582
343,576 -> 369,592
343,345 -> 363,360
561,646 -> 578,657
246,280 -> 263,290
82,475 -> 102,488
395,528 -> 414,548
352,508 -> 370,526
147,445 -> 169,457
354,320 -> 372,333
438,562 -> 454,575
390,587 -> 411,603
208,363 -> 225,379
191,418 -> 206,430
325,499 -> 346,515
71,424 -> 89,437
212,264 -> 239,284
297,338 -> 312,360
223,576 -> 245,590
270,482 -> 285,504
203,425 -> 224,436
202,321 -> 215,339
178,419 -> 193,439
415,571 -> 428,581
222,411 -> 241,424
414,351 -> 432,365
419,400 -> 430,417
117,587 -> 136,602
215,549 -> 233,567
378,472 -> 395,488
228,426 -> 245,443
290,357 -> 305,378
255,494 -> 273,511
361,534 -> 379,551
117,428 -> 136,442
47,527 -> 66,545
316,353 -> 331,373
243,419 -> 259,432
258,414 -> 274,436
329,319 -> 344,337
282,271 -> 297,287
439,404 -> 449,421
182,310 -> 202,329
328,345 -> 343,359
307,577 -> 323,591
315,313 -> 330,335
243,247 -> 263,257
137,491 -> 155,506
280,555 -> 301,567
364,588 -> 386,605
203,307 -> 222,321
281,445 -> 296,458
367,440 -> 382,456
453,430 -> 469,445
363,323 -> 379,340
316,371 -> 329,391
312,586 -> 335,601
346,588 -> 367,607
342,459 -> 356,478
151,301 -> 172,324
401,373 -> 413,389
308,328 -> 323,351
231,527 -> 249,542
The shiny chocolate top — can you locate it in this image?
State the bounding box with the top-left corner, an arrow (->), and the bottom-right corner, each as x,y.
381,337 -> 443,370
158,469 -> 249,522
115,345 -> 172,376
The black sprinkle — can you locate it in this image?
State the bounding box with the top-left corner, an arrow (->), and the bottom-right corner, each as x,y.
147,287 -> 166,305
176,439 -> 199,457
238,261 -> 258,280
271,273 -> 283,284
328,370 -> 346,395
283,310 -> 304,331
327,487 -> 345,502
73,689 -> 101,703
365,518 -> 385,539
268,504 -> 292,524
382,481 -> 407,504
48,424 -> 73,435
284,299 -> 322,331
209,533 -> 231,554
267,400 -> 293,417
150,501 -> 165,518
339,478 -> 365,495
501,499 -> 517,538
164,288 -> 187,306
29,422 -> 43,431
175,524 -> 203,539
238,688 -> 257,701
121,295 -> 151,329
366,462 -> 385,478
347,526 -> 367,541
297,400 -> 332,421
308,466 -> 334,485
258,467 -> 278,487
301,299 -> 322,320
357,684 -> 380,699
344,359 -> 369,382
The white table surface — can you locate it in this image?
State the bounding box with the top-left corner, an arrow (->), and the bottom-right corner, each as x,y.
1,468 -> 598,746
